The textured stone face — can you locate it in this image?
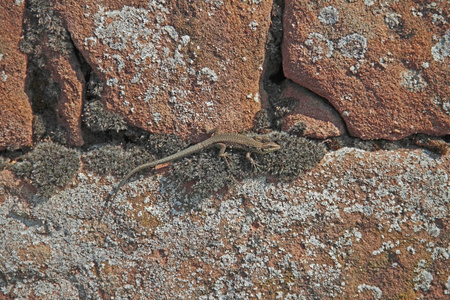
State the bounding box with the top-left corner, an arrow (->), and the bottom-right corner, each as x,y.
283,0 -> 450,140
280,81 -> 346,139
0,1 -> 33,151
1,147 -> 449,298
53,0 -> 273,139
1,2 -> 449,298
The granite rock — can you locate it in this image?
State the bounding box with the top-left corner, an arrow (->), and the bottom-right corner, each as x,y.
280,81 -> 346,139
283,0 -> 450,140
0,146 -> 448,298
53,0 -> 273,140
0,1 -> 33,151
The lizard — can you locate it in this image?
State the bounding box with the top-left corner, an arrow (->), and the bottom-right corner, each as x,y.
100,132 -> 280,220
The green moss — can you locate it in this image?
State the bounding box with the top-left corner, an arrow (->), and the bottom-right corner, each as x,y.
26,62 -> 69,145
330,136 -> 376,151
90,131 -> 325,208
169,149 -> 237,200
253,109 -> 272,131
256,132 -> 326,180
144,133 -> 188,158
169,132 -> 327,200
20,0 -> 73,58
272,97 -> 298,119
10,161 -> 33,178
269,96 -> 299,129
32,114 -> 47,141
13,142 -> 81,198
82,144 -> 154,177
82,100 -> 128,132
287,122 -> 306,136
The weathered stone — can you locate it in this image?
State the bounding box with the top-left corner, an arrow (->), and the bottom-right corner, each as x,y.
280,81 -> 345,139
283,0 -> 450,140
45,49 -> 85,147
20,0 -> 86,147
0,146 -> 448,298
53,0 -> 273,140
0,1 -> 33,151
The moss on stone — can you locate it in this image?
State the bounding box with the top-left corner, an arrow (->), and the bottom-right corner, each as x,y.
144,133 -> 188,158
10,161 -> 33,178
168,132 -> 327,200
82,144 -> 154,177
82,100 -> 128,132
169,149 -> 237,200
256,132 -> 326,180
13,142 -> 81,198
0,157 -> 7,170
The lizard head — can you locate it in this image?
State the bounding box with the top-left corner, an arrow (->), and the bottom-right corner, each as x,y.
259,142 -> 281,154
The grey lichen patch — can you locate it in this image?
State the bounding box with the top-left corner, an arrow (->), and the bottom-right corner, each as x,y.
432,30 -> 450,62
414,260 -> 434,291
384,12 -> 402,29
432,96 -> 450,115
400,70 -> 428,92
11,142 -> 81,198
82,144 -> 153,177
358,284 -> 383,299
92,6 -> 154,52
257,132 -> 326,180
319,6 -> 339,25
90,5 -> 205,91
86,2 -> 236,125
1,145 -> 449,298
83,100 -> 128,132
305,33 -> 334,62
338,33 -> 367,59
445,276 -> 450,295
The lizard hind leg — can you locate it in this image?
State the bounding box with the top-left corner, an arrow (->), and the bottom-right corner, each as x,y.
216,142 -> 239,184
245,152 -> 260,172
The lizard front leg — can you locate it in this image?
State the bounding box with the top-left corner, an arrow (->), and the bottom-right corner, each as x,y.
217,143 -> 232,169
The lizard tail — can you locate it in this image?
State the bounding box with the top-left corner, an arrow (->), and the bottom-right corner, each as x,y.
99,162 -> 157,222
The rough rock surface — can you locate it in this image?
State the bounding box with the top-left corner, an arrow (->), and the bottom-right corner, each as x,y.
20,0 -> 86,147
283,0 -> 450,140
0,1 -> 33,151
1,147 -> 449,299
51,0 -> 273,140
280,81 -> 345,139
1,1 -> 449,299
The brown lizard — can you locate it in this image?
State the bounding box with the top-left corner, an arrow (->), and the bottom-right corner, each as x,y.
100,133 -> 280,220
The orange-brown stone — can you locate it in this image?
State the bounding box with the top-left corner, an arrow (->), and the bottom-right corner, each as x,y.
283,0 -> 450,140
0,1 -> 33,150
280,81 -> 345,139
54,0 -> 274,140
